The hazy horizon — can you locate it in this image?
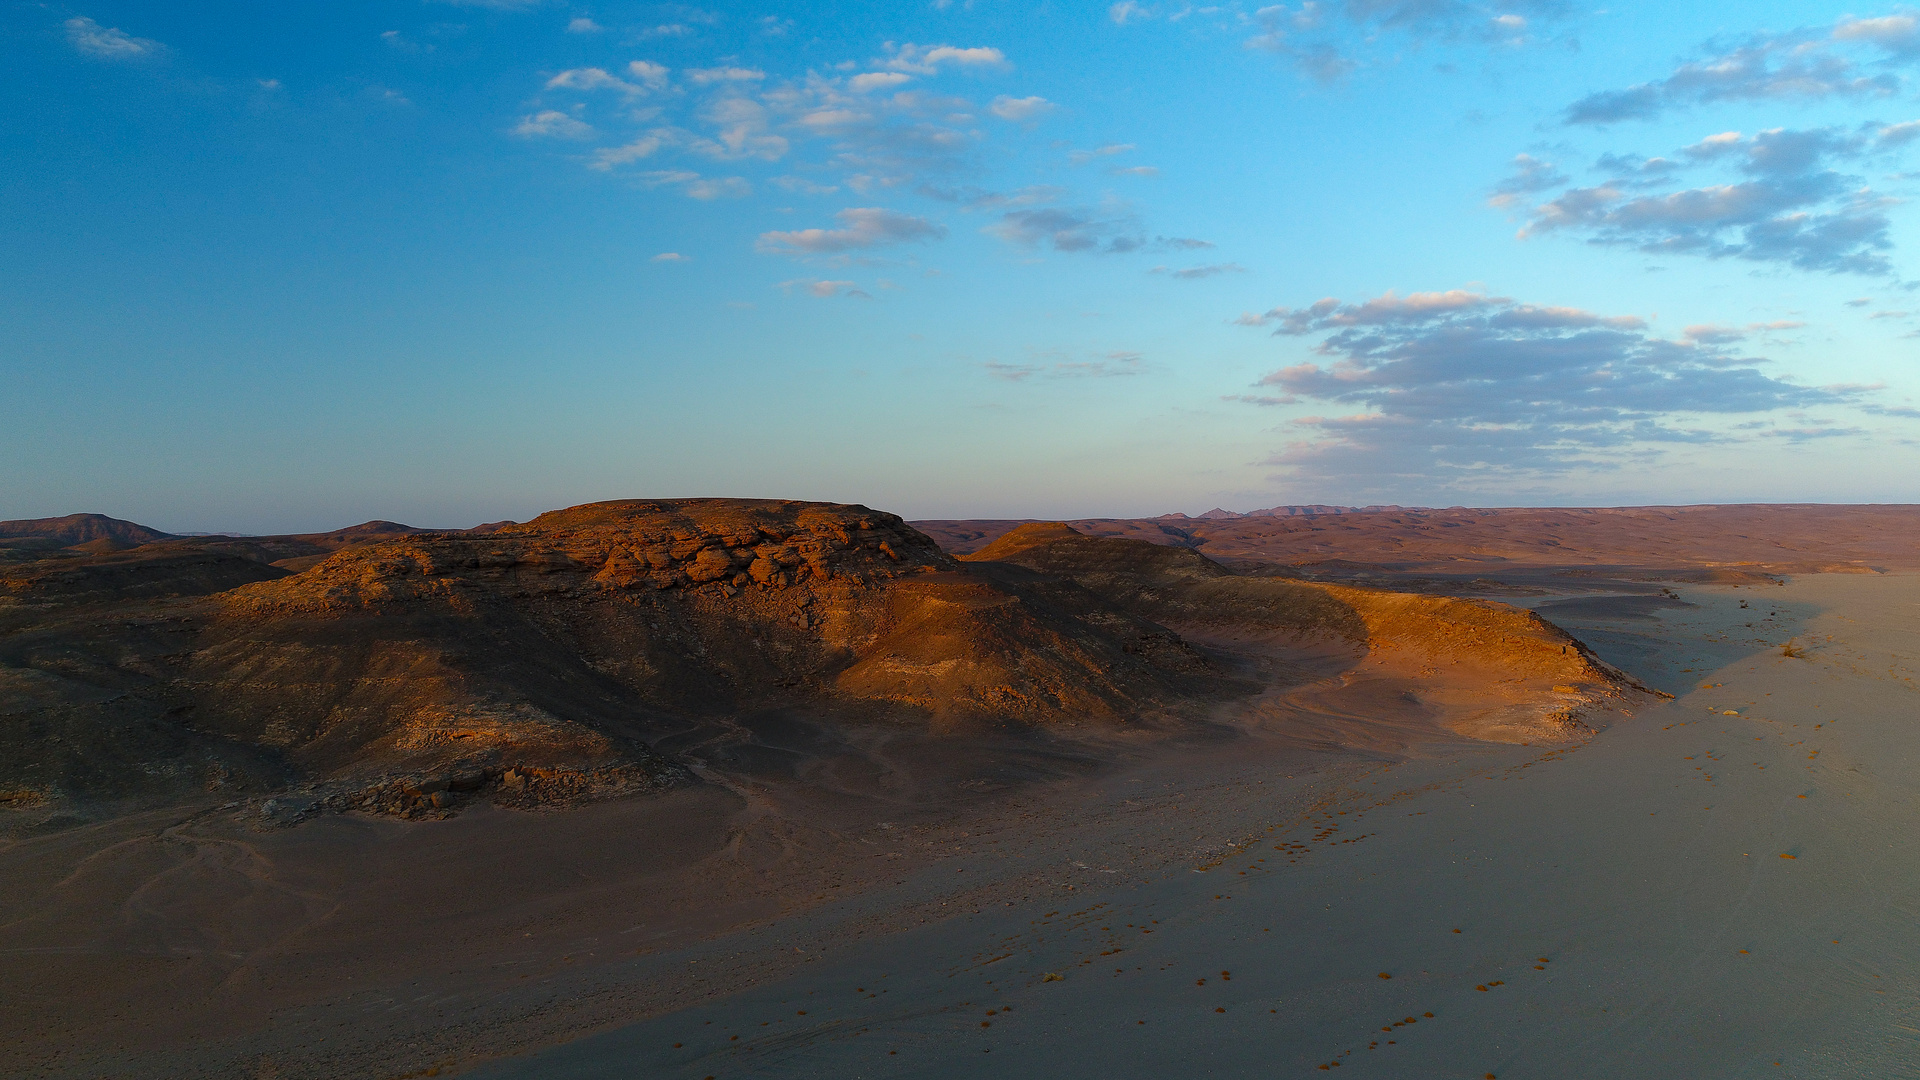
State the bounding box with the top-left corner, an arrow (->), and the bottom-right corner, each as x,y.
10,1 -> 1920,533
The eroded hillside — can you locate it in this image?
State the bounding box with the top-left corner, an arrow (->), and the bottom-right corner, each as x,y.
0,502 -> 1648,826
966,522 -> 1645,745
0,501 -> 1216,818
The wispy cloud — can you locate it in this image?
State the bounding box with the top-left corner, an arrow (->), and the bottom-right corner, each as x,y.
65,16 -> 162,59
884,43 -> 1010,74
1068,143 -> 1134,164
989,95 -> 1054,121
1152,262 -> 1246,278
849,71 -> 913,92
525,42 -> 1058,211
1486,153 -> 1568,207
513,110 -> 592,139
590,133 -> 667,169
621,169 -> 749,199
772,175 -> 841,195
683,175 -> 751,199
987,206 -> 1139,253
1240,0 -> 1566,83
987,351 -> 1143,380
757,207 -> 947,255
781,279 -> 873,298
986,206 -> 1211,255
919,183 -> 1064,209
686,66 -> 766,86
546,66 -> 647,95
1562,16 -> 1918,125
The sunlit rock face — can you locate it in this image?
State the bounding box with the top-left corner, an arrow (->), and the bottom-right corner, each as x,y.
1,500 -> 1218,813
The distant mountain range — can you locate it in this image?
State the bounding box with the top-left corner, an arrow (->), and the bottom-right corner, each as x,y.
1159,505 -> 1428,520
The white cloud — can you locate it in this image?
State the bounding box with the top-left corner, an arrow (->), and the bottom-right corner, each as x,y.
850,72 -> 914,92
590,133 -> 666,169
547,67 -> 642,94
685,176 -> 751,199
652,252 -> 689,261
758,207 -> 947,254
687,66 -> 767,85
1487,153 -> 1569,208
1832,14 -> 1919,48
635,169 -> 699,186
884,43 -> 1009,75
1110,2 -> 1151,24
1109,165 -> 1159,176
772,176 -> 841,195
989,95 -> 1054,121
65,16 -> 161,59
1880,120 -> 1920,147
619,169 -> 746,198
626,60 -> 669,90
566,17 -> 601,33
687,96 -> 789,160
638,24 -> 694,39
1068,143 -> 1134,164
514,110 -> 593,138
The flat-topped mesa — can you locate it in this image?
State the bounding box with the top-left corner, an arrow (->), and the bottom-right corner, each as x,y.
500,498 -> 956,590
224,499 -> 957,613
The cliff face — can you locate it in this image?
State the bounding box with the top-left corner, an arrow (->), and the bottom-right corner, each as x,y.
1,501 -> 1214,812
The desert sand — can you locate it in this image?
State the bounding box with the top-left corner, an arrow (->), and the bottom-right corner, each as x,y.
2,506 -> 1917,1078
464,572 -> 1920,1079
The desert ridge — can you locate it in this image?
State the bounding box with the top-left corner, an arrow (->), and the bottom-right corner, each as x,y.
0,498 -> 1641,826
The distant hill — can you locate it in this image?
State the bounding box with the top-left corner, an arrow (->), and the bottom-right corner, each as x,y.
292,520 -> 429,543
0,514 -> 174,548
917,504 -> 1920,574
1245,504 -> 1420,517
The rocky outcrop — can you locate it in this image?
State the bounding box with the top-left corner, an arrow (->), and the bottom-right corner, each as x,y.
966,522 -> 1645,744
222,499 -> 956,614
0,500 -> 1216,816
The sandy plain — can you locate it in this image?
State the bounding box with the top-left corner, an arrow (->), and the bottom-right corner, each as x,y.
467,571 -> 1920,1079
5,569 -> 1916,1078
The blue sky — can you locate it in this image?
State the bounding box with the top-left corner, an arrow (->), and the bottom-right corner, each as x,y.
6,1 -> 1920,532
